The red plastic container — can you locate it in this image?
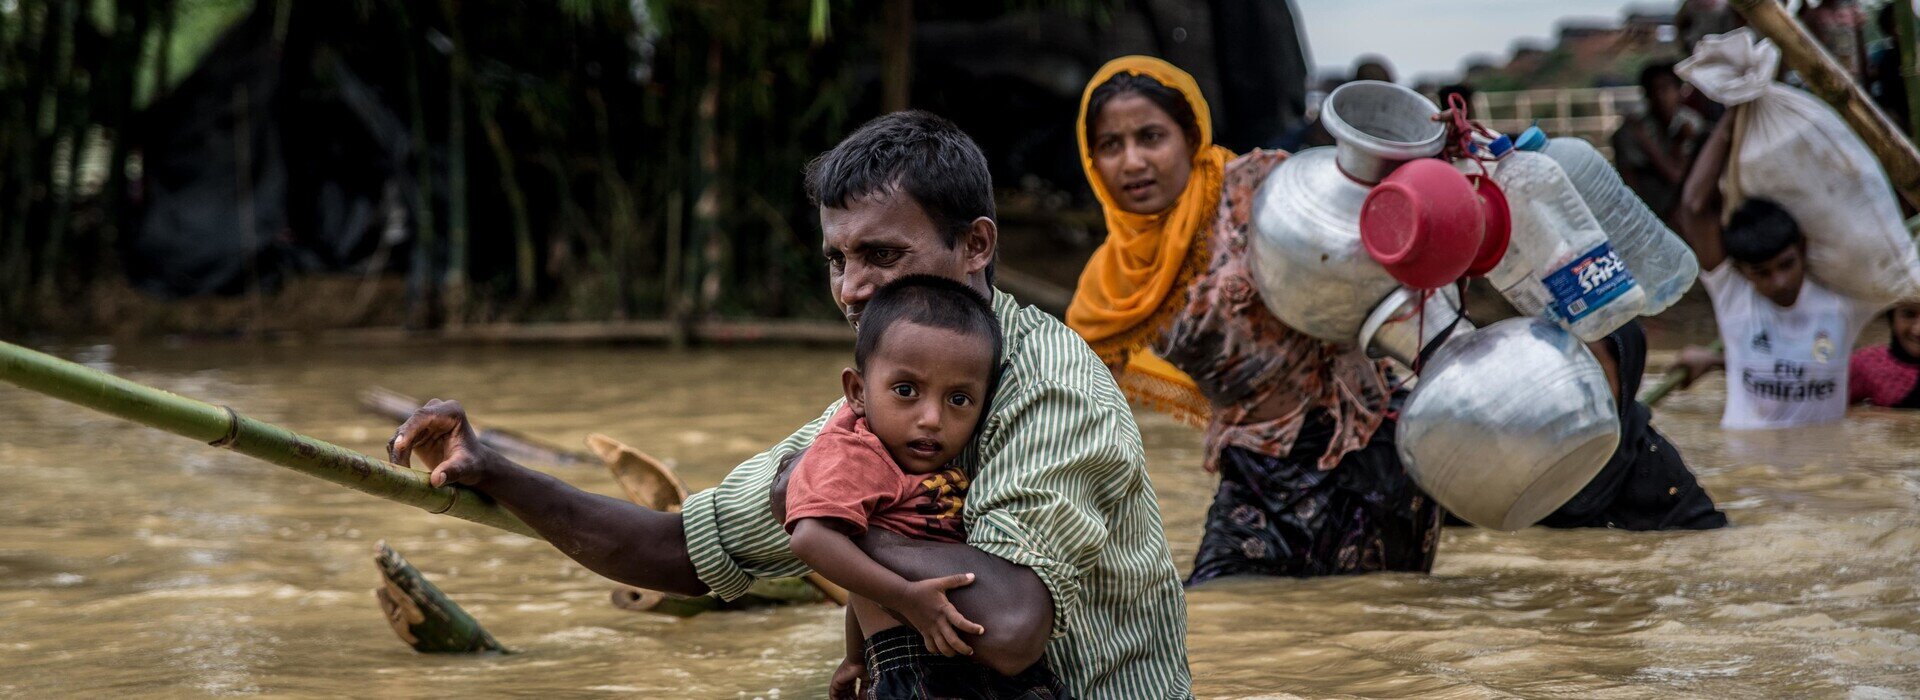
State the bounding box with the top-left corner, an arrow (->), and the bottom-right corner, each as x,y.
1464,175 -> 1511,277
1360,159 -> 1485,289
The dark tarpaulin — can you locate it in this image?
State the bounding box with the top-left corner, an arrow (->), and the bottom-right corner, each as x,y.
914,0 -> 1310,195
129,6 -> 410,298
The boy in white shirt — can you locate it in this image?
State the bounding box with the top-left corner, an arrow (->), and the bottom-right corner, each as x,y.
1674,117 -> 1882,429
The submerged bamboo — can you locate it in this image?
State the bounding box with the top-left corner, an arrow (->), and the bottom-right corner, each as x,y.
375,541 -> 506,653
0,340 -> 536,537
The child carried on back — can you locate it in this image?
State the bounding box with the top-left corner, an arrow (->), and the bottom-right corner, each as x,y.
785,275 -> 1068,700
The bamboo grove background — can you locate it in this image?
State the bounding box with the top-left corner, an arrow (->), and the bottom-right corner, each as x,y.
0,0 -> 1117,335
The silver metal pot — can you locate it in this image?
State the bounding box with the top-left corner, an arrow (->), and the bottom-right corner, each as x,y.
1395,317 -> 1620,531
1248,80 -> 1447,344
1357,286 -> 1474,366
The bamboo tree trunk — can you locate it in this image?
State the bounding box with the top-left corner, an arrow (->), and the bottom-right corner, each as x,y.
101,0 -> 151,269
151,0 -> 175,102
440,0 -> 469,327
404,33 -> 439,330
40,0 -> 80,301
588,89 -> 635,319
477,101 -> 536,301
0,340 -> 538,537
689,40 -> 722,331
881,0 -> 913,112
6,2 -> 55,323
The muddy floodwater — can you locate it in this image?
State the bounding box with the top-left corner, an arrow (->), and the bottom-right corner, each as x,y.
2,342 -> 1917,698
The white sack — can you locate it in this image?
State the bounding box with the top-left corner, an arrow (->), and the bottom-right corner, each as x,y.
1677,28 -> 1920,304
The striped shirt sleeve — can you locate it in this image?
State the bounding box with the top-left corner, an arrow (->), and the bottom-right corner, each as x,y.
964,375 -> 1140,638
681,402 -> 839,599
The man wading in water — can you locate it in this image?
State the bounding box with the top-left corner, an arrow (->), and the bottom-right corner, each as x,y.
387,111 -> 1193,699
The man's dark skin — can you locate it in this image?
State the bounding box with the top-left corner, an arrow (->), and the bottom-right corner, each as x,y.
387,188 -> 1051,675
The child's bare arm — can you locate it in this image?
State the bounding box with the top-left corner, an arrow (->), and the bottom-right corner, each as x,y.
1679,115 -> 1735,271
790,518 -> 985,657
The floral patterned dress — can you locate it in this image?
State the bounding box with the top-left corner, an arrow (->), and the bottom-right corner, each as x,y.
1152,150 -> 1441,584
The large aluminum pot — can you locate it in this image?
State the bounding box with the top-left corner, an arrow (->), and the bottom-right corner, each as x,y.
1396,317 -> 1620,531
1249,80 -> 1447,343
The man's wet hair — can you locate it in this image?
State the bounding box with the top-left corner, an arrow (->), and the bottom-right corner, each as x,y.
804,111 -> 996,282
1085,72 -> 1202,151
854,275 -> 1003,387
1724,198 -> 1805,265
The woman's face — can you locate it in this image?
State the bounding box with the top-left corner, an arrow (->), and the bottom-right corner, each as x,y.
1893,303 -> 1920,357
1090,92 -> 1194,215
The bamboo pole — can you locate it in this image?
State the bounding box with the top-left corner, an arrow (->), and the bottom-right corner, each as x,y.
0,340 -> 537,538
1898,0 -> 1920,143
375,541 -> 506,653
1639,339 -> 1724,407
1729,0 -> 1920,208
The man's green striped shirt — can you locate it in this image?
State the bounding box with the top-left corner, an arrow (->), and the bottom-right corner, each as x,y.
681,289 -> 1193,699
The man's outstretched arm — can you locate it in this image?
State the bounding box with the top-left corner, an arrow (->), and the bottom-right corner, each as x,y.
389,399 -> 708,597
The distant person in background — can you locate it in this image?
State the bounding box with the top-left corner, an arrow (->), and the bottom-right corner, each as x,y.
1801,0 -> 1869,79
1869,3 -> 1911,134
1675,119 -> 1883,430
1352,55 -> 1395,84
1850,301 -> 1920,409
1436,83 -> 1475,115
1613,62 -> 1707,224
1677,0 -> 1742,51
1287,56 -> 1400,150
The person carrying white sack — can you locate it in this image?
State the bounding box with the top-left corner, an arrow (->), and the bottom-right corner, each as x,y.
1671,28 -> 1920,430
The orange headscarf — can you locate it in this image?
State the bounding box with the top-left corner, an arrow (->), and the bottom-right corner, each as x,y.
1066,56 -> 1233,427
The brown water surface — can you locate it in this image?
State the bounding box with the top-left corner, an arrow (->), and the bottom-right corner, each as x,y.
1,342 -> 1917,698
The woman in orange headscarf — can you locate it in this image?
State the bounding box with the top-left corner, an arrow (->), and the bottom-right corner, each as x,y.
1066,56 -> 1441,584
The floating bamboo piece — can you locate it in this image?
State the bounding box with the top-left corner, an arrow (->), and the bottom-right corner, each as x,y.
1729,0 -> 1920,208
585,432 -> 690,512
374,541 -> 506,653
0,340 -> 537,538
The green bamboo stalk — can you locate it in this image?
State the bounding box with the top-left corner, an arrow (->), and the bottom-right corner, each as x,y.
0,340 -> 536,538
1640,339 -> 1724,407
375,541 -> 506,653
441,0 -> 469,326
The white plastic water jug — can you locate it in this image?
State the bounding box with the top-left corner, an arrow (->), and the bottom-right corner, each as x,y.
1543,136 -> 1699,315
1488,147 -> 1646,342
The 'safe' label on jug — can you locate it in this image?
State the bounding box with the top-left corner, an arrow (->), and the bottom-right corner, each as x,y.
1542,243 -> 1636,323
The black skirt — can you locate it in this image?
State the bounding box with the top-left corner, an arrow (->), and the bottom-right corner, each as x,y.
861,626 -> 1069,700
1187,409 -> 1442,585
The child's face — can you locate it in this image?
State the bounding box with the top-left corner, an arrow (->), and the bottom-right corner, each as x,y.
1893,303 -> 1920,358
844,323 -> 995,475
1733,242 -> 1807,308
